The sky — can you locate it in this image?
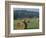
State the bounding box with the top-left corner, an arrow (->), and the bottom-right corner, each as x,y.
13,8 -> 39,12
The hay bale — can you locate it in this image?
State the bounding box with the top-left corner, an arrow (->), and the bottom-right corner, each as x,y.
16,22 -> 25,29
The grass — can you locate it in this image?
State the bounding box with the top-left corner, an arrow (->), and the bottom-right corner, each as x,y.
14,18 -> 39,30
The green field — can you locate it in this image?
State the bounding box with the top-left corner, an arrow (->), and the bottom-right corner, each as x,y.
14,18 -> 39,30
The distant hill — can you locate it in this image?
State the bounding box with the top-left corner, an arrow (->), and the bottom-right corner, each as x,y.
14,10 -> 39,19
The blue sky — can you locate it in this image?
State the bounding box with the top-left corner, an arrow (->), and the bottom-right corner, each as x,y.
14,8 -> 39,12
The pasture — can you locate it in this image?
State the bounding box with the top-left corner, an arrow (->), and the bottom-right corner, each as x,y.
14,18 -> 39,30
